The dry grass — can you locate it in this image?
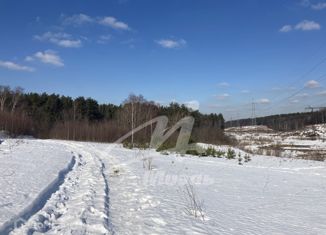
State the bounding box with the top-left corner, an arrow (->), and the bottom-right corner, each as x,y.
183,179 -> 205,220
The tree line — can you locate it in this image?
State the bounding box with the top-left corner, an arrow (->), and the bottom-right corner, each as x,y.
0,85 -> 228,145
225,109 -> 326,131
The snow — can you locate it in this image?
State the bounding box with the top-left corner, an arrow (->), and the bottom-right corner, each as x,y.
1,138 -> 326,234
0,139 -> 74,234
225,124 -> 326,160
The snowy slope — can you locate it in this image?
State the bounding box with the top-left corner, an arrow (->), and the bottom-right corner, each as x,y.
225,125 -> 326,160
1,139 -> 326,234
100,146 -> 326,235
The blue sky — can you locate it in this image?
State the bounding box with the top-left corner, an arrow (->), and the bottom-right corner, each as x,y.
1,0 -> 326,120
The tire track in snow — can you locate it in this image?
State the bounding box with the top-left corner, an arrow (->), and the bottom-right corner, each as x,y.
10,141 -> 114,235
0,155 -> 76,235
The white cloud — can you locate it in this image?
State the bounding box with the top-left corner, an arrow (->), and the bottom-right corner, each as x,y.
256,98 -> 270,104
317,90 -> 326,96
184,100 -> 200,111
295,20 -> 321,31
35,32 -> 82,48
57,39 -> 82,48
99,16 -> 130,30
305,80 -> 320,88
156,39 -> 187,49
62,13 -> 94,25
216,93 -> 230,100
280,20 -> 321,33
280,25 -> 293,32
32,50 -> 64,67
311,2 -> 326,10
300,0 -> 326,10
0,60 -> 35,72
217,82 -> 230,87
62,14 -> 132,31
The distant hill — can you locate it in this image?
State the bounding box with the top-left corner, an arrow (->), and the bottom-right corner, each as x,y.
225,109 -> 326,131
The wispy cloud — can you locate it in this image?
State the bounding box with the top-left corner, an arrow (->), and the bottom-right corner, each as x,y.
184,100 -> 200,111
25,56 -> 34,62
317,90 -> 326,96
290,99 -> 300,103
0,60 -> 35,72
97,34 -> 112,44
215,93 -> 230,100
311,2 -> 326,10
256,98 -> 270,104
62,14 -> 131,31
99,17 -> 130,30
279,25 -> 293,32
35,32 -> 82,48
295,92 -> 309,98
305,80 -> 320,88
280,20 -> 321,32
295,20 -> 321,31
301,0 -> 326,10
29,50 -> 64,67
156,39 -> 187,49
62,13 -> 94,26
217,82 -> 230,87
241,90 -> 250,94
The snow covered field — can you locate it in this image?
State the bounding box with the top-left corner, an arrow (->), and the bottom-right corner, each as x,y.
226,124 -> 326,160
1,138 -> 326,234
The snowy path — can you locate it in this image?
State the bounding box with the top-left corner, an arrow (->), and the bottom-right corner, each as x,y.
9,141 -> 113,235
1,139 -> 326,234
0,140 -> 75,234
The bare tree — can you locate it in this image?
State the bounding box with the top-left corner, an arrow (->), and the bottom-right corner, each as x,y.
0,86 -> 10,112
122,94 -> 149,147
11,87 -> 23,114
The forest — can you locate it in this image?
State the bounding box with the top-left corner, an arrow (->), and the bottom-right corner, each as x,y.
226,109 -> 326,131
0,85 -> 227,146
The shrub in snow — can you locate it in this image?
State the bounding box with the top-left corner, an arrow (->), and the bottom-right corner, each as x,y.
238,153 -> 243,165
215,150 -> 225,158
205,147 -> 218,157
123,142 -> 133,149
244,154 -> 251,163
186,149 -> 201,156
226,148 -> 236,159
